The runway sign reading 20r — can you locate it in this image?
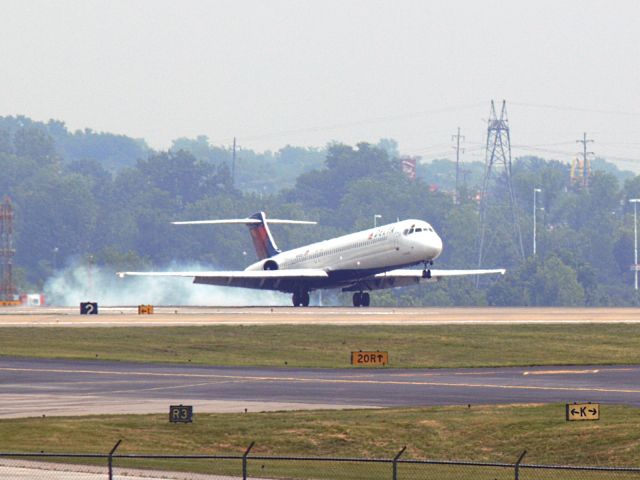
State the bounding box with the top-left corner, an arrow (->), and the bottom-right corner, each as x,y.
351,351 -> 389,366
169,405 -> 193,423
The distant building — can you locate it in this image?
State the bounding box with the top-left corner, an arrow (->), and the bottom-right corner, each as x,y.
570,156 -> 591,188
20,293 -> 45,306
400,156 -> 417,180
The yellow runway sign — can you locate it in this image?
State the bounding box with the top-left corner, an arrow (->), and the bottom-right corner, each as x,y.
351,351 -> 388,366
138,304 -> 154,314
566,403 -> 600,421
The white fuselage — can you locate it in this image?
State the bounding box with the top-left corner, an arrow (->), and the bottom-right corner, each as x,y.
245,219 -> 443,275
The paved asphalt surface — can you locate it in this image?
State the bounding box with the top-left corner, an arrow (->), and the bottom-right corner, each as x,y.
4,306 -> 640,326
1,357 -> 639,418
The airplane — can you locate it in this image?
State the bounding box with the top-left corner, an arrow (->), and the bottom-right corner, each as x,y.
117,211 -> 505,307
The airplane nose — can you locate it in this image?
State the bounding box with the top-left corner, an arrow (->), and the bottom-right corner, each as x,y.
418,232 -> 442,260
432,234 -> 443,259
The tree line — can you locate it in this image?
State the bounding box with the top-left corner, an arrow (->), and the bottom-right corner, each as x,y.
2,115 -> 640,306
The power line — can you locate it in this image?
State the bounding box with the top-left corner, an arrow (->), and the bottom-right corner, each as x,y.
512,145 -> 640,165
511,101 -> 640,117
219,102 -> 487,144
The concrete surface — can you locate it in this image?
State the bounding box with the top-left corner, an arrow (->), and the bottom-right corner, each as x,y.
2,306 -> 640,326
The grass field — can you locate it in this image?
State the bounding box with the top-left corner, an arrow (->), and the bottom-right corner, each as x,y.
0,324 -> 639,368
1,405 -> 639,475
3,324 -> 639,478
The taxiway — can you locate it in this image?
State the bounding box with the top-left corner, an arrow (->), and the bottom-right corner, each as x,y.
1,357 -> 638,418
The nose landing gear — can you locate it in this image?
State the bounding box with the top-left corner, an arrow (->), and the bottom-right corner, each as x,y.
352,291 -> 370,307
422,260 -> 434,279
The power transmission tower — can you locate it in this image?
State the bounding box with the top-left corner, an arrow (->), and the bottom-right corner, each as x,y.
576,132 -> 594,188
477,100 -> 525,274
0,196 -> 16,302
452,127 -> 465,204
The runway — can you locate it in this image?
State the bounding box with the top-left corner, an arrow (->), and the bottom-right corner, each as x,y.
2,306 -> 640,326
1,357 -> 638,418
2,307 -> 638,419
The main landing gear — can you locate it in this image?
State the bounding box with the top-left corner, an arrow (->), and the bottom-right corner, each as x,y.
352,291 -> 370,307
292,290 -> 310,307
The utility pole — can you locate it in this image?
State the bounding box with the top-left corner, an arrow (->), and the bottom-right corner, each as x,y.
232,137 -> 237,187
460,168 -> 471,187
630,199 -> 640,290
576,132 -> 594,188
452,127 -> 464,204
533,188 -> 541,256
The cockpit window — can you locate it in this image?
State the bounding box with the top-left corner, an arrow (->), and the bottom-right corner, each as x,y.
403,224 -> 435,235
404,224 -> 437,235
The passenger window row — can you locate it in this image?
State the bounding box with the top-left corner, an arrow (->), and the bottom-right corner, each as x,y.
284,234 -> 390,267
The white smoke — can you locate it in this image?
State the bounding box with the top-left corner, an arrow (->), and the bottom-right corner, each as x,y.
44,262 -> 290,307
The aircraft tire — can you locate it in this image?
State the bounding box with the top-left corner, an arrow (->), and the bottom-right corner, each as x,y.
301,291 -> 310,307
352,292 -> 362,307
361,292 -> 370,307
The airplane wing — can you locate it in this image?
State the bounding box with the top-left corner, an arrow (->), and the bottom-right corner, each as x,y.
117,269 -> 329,291
342,268 -> 506,291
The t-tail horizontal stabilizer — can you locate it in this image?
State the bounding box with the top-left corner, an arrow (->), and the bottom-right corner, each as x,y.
171,211 -> 316,260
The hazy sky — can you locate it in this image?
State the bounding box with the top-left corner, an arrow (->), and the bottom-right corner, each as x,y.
2,0 -> 640,168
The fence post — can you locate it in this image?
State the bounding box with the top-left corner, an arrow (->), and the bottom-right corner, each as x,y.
108,439 -> 122,480
514,450 -> 527,480
242,441 -> 255,480
392,446 -> 406,480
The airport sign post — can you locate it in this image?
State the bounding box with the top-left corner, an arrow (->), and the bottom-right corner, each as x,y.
138,304 -> 154,314
80,302 -> 98,315
169,405 -> 193,423
351,351 -> 389,366
566,402 -> 599,421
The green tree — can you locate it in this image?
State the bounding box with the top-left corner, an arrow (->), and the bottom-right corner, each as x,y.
13,127 -> 56,165
14,170 -> 99,281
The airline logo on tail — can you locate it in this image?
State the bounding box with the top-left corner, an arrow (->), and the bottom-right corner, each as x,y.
248,212 -> 280,260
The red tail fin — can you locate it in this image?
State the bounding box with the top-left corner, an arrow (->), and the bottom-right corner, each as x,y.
248,212 -> 280,260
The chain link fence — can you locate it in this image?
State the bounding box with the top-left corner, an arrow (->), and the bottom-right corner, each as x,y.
2,444 -> 640,480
